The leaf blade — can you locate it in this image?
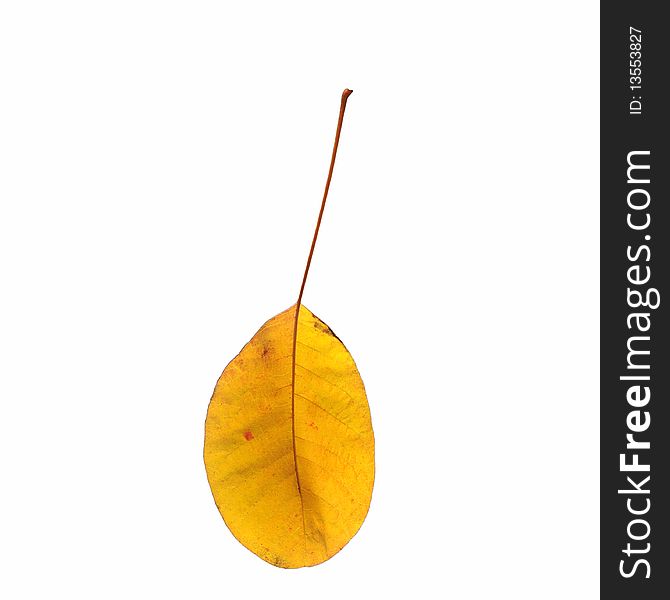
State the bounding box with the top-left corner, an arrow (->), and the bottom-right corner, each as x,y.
204,305 -> 374,568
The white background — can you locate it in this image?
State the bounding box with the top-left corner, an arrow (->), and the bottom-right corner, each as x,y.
0,1 -> 599,598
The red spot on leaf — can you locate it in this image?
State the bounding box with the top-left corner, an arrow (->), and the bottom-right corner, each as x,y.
243,431 -> 254,441
308,421 -> 318,430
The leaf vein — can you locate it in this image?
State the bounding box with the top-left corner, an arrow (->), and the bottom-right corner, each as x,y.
294,392 -> 364,437
295,363 -> 357,403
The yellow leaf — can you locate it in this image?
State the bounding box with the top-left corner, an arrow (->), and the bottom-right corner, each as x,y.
204,304 -> 374,568
203,89 -> 373,567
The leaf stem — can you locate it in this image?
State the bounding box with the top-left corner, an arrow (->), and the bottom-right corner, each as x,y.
296,88 -> 353,309
290,89 -> 353,543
